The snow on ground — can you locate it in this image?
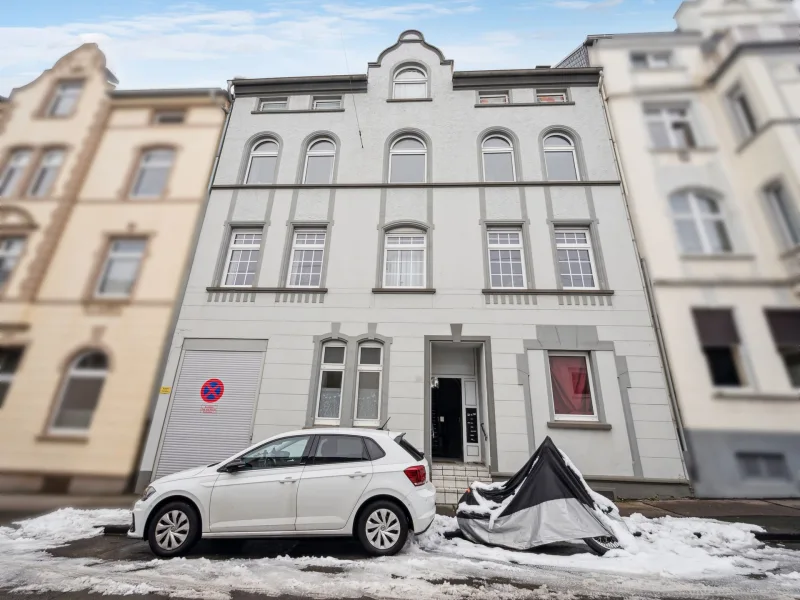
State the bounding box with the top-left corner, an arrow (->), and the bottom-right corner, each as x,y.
0,509 -> 799,599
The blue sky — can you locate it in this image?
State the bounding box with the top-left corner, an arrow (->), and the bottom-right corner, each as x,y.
0,0 -> 681,96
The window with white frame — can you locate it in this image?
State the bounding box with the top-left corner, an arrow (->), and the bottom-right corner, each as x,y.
223,230 -> 262,287
393,67 -> 427,99
303,139 -> 336,184
670,190 -> 732,254
555,228 -> 598,290
536,90 -> 567,103
129,148 -> 174,197
543,133 -> 579,181
644,106 -> 697,149
765,181 -> 800,247
478,91 -> 509,104
630,51 -> 672,69
727,85 -> 758,139
0,347 -> 23,409
95,238 -> 147,298
383,231 -> 426,288
0,237 -> 25,287
245,140 -> 279,185
548,353 -> 597,421
389,136 -> 426,183
316,342 -> 345,423
47,80 -> 83,117
28,149 -> 65,197
258,97 -> 288,111
0,149 -> 32,197
50,351 -> 108,432
287,229 -> 326,288
312,96 -> 342,110
355,344 -> 382,424
481,135 -> 515,182
487,228 -> 526,289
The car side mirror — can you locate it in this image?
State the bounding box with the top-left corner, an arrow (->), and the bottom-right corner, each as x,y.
219,458 -> 250,473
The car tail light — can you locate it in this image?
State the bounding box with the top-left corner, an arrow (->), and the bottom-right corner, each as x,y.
404,465 -> 426,486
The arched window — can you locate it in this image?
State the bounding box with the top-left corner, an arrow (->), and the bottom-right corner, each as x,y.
389,136 -> 426,183
50,351 -> 108,432
543,133 -> 579,181
303,138 -> 336,184
316,342 -> 346,424
383,228 -> 426,288
245,139 -> 279,184
670,190 -> 732,254
355,343 -> 383,425
393,66 -> 427,99
482,135 -> 515,182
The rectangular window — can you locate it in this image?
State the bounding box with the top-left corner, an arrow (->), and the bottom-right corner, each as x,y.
355,345 -> 382,424
316,344 -> 345,423
737,453 -> 790,480
258,97 -> 288,111
223,230 -> 262,287
765,310 -> 800,388
693,309 -> 745,387
555,228 -> 598,290
384,233 -> 426,288
487,229 -> 526,289
153,110 -> 185,124
28,149 -> 65,197
537,91 -> 567,103
95,238 -> 147,298
645,106 -> 696,149
765,182 -> 800,247
0,149 -> 32,197
728,86 -> 758,139
478,91 -> 509,104
47,80 -> 83,117
0,237 -> 25,288
549,354 -> 597,421
630,51 -> 672,68
0,347 -> 23,409
312,96 -> 342,110
287,229 -> 325,288
130,149 -> 174,198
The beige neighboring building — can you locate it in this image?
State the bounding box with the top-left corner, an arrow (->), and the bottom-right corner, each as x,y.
559,0 -> 800,496
0,44 -> 227,494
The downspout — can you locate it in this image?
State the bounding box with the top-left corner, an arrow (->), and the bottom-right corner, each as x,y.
128,82 -> 235,493
596,72 -> 692,481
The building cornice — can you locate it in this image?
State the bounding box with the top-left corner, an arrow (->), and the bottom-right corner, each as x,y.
232,75 -> 368,97
211,180 -> 621,191
707,40 -> 800,84
453,67 -> 601,89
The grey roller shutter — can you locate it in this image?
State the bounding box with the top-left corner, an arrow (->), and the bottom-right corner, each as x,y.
155,349 -> 263,479
692,308 -> 739,347
765,310 -> 800,347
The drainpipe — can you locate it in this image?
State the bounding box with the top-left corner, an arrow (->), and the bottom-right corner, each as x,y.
596,72 -> 692,482
127,82 -> 235,493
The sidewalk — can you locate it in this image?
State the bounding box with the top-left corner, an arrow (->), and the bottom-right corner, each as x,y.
0,493 -> 136,525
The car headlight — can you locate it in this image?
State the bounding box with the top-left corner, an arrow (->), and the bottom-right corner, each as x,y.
141,486 -> 156,501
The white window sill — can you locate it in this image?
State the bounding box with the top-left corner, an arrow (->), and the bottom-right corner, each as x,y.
548,421 -> 611,430
713,389 -> 800,401
312,420 -> 341,427
680,253 -> 755,261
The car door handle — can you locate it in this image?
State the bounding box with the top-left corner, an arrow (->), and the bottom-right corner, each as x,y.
348,471 -> 366,478
279,477 -> 297,484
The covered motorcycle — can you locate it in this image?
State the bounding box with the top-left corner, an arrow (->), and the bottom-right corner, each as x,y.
456,436 -> 625,554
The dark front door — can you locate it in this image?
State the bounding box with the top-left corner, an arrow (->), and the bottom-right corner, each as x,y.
431,378 -> 463,460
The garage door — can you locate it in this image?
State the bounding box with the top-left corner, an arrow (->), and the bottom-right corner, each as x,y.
155,349 -> 263,479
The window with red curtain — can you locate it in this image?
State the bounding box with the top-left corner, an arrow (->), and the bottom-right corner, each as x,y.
549,355 -> 595,417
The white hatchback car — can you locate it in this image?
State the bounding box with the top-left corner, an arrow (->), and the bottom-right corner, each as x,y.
129,428 -> 436,557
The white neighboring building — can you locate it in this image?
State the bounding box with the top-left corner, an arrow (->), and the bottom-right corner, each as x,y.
136,31 -> 689,502
559,0 -> 800,497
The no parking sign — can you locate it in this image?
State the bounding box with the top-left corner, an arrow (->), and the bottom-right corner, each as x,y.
200,378 -> 224,413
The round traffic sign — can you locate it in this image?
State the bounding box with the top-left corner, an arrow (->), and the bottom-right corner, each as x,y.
201,378 -> 224,403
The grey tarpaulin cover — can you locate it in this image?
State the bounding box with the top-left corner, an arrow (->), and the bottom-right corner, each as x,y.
456,436 -> 620,550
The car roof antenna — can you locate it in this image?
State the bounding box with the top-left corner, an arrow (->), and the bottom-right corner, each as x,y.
377,416 -> 391,430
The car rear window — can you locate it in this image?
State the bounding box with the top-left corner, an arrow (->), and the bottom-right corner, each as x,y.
364,438 -> 386,460
394,435 -> 424,461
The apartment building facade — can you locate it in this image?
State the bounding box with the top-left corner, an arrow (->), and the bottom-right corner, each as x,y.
137,31 -> 689,501
559,0 -> 800,496
0,44 -> 227,493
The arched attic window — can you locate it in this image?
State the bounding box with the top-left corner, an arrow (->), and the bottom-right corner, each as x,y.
393,66 -> 427,99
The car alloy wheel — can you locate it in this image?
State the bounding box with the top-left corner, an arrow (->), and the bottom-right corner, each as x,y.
155,509 -> 190,551
365,508 -> 401,550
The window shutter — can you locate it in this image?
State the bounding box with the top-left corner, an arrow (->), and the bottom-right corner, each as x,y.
692,309 -> 739,347
765,310 -> 800,347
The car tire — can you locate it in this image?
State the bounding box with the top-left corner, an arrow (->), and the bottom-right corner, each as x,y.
147,501 -> 201,557
583,535 -> 621,556
356,500 -> 409,556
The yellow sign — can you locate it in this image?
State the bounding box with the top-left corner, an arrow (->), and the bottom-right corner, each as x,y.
160,386 -> 172,395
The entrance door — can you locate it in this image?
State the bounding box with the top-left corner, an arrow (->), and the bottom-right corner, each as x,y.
431,378 -> 463,460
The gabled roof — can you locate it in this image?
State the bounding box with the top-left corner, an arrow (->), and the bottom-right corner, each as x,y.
369,30 -> 453,67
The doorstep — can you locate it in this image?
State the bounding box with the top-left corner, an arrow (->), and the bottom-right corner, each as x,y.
432,462 -> 492,505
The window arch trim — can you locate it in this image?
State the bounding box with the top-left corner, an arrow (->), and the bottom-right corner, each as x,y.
46,348 -> 111,435
386,130 -> 430,184
479,129 -> 518,183
391,62 -> 429,99
539,126 -> 585,182
299,132 -> 340,185
238,132 -> 283,184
